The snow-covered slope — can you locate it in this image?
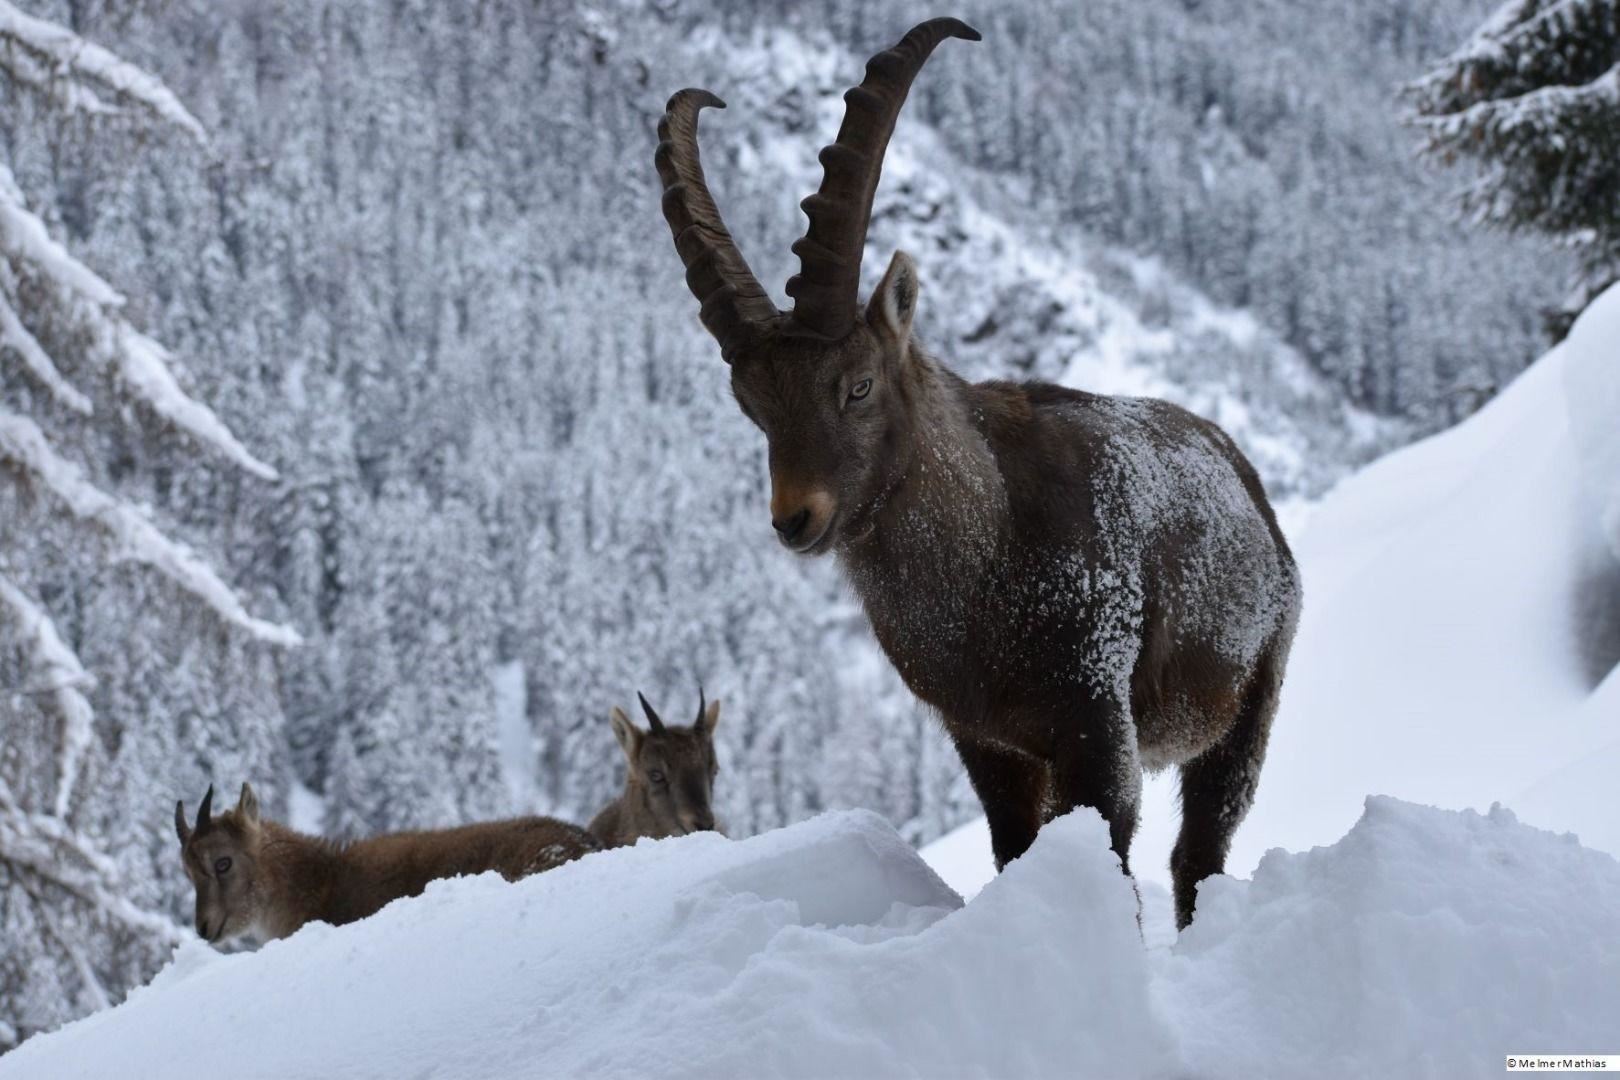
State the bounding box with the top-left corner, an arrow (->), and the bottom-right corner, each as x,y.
5,801 -> 1616,1079
928,286 -> 1620,893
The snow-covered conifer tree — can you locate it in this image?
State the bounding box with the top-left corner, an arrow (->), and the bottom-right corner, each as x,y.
1409,0 -> 1620,336
0,1 -> 295,1044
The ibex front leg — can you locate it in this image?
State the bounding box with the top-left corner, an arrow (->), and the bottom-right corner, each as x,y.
951,733 -> 1047,871
1048,695 -> 1142,878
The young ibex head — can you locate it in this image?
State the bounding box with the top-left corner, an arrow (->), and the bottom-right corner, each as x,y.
656,18 -> 979,555
609,689 -> 722,836
174,783 -> 264,943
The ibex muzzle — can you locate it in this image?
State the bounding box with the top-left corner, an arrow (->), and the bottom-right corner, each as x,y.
655,18 -> 1302,930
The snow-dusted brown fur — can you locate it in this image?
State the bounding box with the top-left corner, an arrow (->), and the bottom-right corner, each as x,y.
656,19 -> 1301,928
175,783 -> 598,943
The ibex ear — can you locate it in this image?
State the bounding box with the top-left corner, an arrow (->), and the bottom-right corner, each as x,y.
865,251 -> 919,352
236,783 -> 260,826
697,699 -> 721,738
609,706 -> 642,759
174,800 -> 190,845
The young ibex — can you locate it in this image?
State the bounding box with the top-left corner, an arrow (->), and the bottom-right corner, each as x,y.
655,18 -> 1301,928
589,690 -> 722,847
174,783 -> 598,943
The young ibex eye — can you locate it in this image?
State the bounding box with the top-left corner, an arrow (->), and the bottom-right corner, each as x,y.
648,769 -> 667,785
849,378 -> 873,402
214,856 -> 232,875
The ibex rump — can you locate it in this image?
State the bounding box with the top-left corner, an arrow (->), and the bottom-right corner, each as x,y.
656,18 -> 1301,927
175,783 -> 598,942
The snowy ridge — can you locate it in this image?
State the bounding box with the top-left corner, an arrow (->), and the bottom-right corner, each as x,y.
0,411 -> 300,646
4,801 -> 1615,1078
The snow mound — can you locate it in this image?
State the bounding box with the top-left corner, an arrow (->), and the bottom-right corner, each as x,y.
7,800 -> 1619,1078
1163,797 -> 1620,1078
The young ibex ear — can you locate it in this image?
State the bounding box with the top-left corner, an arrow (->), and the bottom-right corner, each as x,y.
697,698 -> 721,738
609,706 -> 643,760
174,799 -> 190,845
236,782 -> 260,826
866,250 -> 919,352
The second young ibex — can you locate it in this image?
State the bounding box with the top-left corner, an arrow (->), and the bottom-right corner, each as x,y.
655,18 -> 1301,928
174,784 -> 598,943
589,690 -> 722,847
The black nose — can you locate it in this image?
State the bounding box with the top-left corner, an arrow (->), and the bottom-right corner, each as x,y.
772,508 -> 810,544
197,918 -> 210,939
693,813 -> 716,832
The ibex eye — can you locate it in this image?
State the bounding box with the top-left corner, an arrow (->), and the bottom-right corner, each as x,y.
214,857 -> 232,875
849,378 -> 873,401
649,769 -> 667,784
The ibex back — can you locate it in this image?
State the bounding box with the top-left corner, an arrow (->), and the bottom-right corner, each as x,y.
655,18 -> 1301,928
175,783 -> 598,943
589,690 -> 722,848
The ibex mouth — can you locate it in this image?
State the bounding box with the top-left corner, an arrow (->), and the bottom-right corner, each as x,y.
789,510 -> 840,556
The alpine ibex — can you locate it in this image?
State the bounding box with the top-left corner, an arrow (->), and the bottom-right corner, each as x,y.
174,783 -> 598,943
589,690 -> 722,847
655,18 -> 1301,928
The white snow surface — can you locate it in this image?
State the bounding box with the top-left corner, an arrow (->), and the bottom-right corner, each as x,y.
5,800 -> 1616,1079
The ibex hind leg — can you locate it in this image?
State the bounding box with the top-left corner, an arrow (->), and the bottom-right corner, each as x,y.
1170,638 -> 1287,930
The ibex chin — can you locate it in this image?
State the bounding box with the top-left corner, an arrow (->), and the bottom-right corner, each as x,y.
656,18 -> 1301,928
589,690 -> 722,848
174,783 -> 598,943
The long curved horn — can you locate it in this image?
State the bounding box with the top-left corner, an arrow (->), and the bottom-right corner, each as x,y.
656,90 -> 781,361
637,691 -> 667,733
195,784 -> 215,833
786,18 -> 980,340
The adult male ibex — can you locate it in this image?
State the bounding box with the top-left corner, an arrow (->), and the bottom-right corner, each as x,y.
655,18 -> 1301,927
174,783 -> 597,943
589,690 -> 722,848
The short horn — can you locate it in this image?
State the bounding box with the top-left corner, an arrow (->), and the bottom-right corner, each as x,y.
637,691 -> 666,733
787,18 -> 979,339
195,784 -> 214,833
656,90 -> 781,361
694,685 -> 707,728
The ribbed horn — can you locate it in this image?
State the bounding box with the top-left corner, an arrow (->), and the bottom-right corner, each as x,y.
786,18 -> 979,340
656,89 -> 782,362
195,784 -> 215,833
637,691 -> 667,733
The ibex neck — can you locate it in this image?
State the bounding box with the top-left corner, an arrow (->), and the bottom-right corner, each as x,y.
842,357 -> 1007,578
256,821 -> 342,939
836,355 -> 1009,701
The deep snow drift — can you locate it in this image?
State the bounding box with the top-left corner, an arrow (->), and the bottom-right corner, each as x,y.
5,800 -> 1617,1079
928,285 -> 1620,892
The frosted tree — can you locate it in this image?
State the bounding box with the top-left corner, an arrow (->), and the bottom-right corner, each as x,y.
0,2 -> 295,1045
1409,0 -> 1620,337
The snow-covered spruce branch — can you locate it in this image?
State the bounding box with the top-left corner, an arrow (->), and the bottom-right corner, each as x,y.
1415,62 -> 1620,142
0,164 -> 124,307
0,573 -> 94,817
0,0 -> 206,142
1415,0 -> 1614,85
0,791 -> 185,945
0,411 -> 302,646
0,288 -> 93,414
0,167 -> 278,477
